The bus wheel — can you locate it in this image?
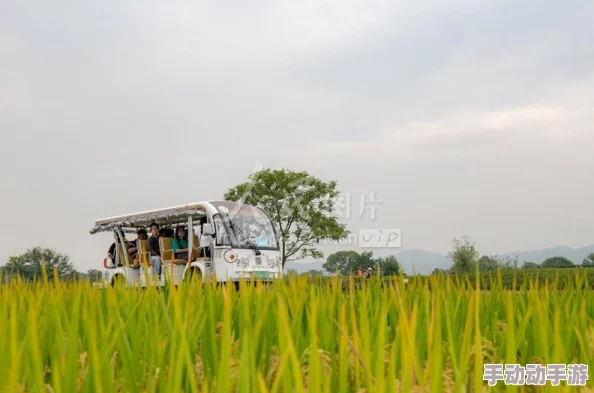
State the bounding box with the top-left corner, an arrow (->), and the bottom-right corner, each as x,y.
111,274 -> 125,288
187,267 -> 202,284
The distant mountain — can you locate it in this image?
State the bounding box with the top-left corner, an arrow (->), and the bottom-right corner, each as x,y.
497,245 -> 594,266
283,244 -> 594,276
283,250 -> 451,276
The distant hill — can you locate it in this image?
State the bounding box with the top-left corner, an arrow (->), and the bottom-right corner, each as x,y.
283,244 -> 594,276
497,245 -> 594,266
284,250 -> 451,276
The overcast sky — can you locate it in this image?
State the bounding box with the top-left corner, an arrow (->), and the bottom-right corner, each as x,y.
1,0 -> 593,271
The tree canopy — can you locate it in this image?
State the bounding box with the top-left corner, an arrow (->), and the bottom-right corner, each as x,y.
541,256 -> 575,268
447,237 -> 480,274
323,250 -> 376,275
583,253 -> 594,267
0,248 -> 106,283
224,168 -> 349,269
322,250 -> 360,275
477,255 -> 499,272
376,255 -> 401,276
322,250 -> 401,276
2,247 -> 77,281
300,269 -> 324,276
445,238 -> 526,274
522,261 -> 540,269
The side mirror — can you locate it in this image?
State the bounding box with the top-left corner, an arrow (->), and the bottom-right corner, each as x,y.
202,223 -> 214,236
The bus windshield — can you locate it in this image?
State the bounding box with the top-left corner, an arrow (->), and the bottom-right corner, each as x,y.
212,202 -> 279,250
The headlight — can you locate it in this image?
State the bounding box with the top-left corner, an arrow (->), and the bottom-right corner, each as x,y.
224,249 -> 237,263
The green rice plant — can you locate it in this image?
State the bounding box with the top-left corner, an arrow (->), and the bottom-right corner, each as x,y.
0,269 -> 592,393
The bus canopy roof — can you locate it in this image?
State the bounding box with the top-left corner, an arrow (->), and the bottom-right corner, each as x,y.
90,202 -> 208,234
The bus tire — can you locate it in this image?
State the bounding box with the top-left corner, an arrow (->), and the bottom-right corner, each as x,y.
186,267 -> 202,284
111,274 -> 125,288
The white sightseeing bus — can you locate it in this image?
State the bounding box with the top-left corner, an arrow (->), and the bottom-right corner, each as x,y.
90,201 -> 283,287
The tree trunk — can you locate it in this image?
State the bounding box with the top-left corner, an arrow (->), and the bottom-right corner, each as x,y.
282,241 -> 286,270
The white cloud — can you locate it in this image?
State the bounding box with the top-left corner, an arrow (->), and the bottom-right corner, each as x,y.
297,101 -> 594,163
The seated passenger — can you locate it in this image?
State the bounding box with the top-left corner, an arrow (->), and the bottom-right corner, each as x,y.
148,223 -> 162,277
128,228 -> 148,260
107,233 -> 128,267
171,225 -> 189,261
160,227 -> 174,238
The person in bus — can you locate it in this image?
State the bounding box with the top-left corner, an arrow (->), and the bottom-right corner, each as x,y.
127,228 -> 148,260
148,223 -> 162,277
171,225 -> 189,261
107,233 -> 128,267
160,227 -> 174,238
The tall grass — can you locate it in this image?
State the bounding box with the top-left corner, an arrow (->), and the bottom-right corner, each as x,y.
0,270 -> 592,392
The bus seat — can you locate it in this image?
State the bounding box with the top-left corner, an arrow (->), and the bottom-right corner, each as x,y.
124,243 -> 141,269
117,244 -> 128,267
137,239 -> 152,267
188,234 -> 211,262
192,234 -> 200,260
159,237 -> 189,265
116,243 -> 140,268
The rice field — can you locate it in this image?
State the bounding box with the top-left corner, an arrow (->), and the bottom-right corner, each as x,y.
1,270 -> 593,393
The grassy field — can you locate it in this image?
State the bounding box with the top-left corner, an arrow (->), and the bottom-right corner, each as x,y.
1,270 -> 593,393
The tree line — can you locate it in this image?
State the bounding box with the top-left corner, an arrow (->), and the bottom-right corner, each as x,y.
286,251 -> 402,277
1,247 -> 102,283
434,236 -> 594,275
322,250 -> 401,276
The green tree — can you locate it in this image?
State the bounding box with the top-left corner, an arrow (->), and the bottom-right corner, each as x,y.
2,254 -> 31,279
300,269 -> 324,276
323,250 -> 360,275
522,261 -> 540,269
377,255 -> 401,276
447,236 -> 480,274
356,251 -> 376,272
497,255 -> 520,270
323,250 -> 376,275
285,268 -> 299,276
583,253 -> 594,267
477,255 -> 499,272
3,247 -> 76,281
86,269 -> 103,282
541,256 -> 575,268
224,168 -> 349,269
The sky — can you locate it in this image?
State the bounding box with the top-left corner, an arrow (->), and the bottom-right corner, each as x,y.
1,0 -> 593,272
